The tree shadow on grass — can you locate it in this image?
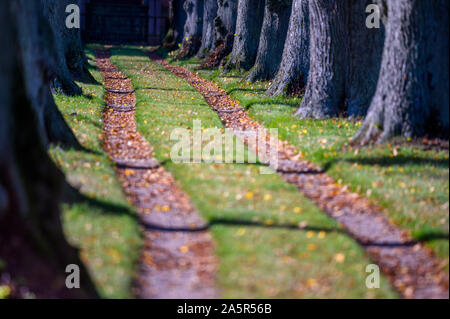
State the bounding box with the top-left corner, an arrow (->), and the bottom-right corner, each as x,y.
322,155 -> 449,172
226,87 -> 266,95
63,184 -> 139,220
244,99 -> 301,111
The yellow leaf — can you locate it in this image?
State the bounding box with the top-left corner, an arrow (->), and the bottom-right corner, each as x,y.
334,253 -> 345,263
306,278 -> 318,288
293,207 -> 302,214
264,194 -> 272,201
317,231 -> 326,239
307,244 -> 317,251
245,191 -> 254,200
264,219 -> 274,226
179,246 -> 189,254
124,169 -> 135,176
306,231 -> 315,239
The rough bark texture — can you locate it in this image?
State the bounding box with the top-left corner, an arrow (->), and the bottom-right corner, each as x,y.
247,0 -> 292,82
225,0 -> 266,71
0,0 -> 97,298
163,0 -> 188,49
267,0 -> 309,96
354,0 -> 449,144
296,0 -> 346,118
213,0 -> 238,50
179,0 -> 204,58
41,0 -> 82,95
200,0 -> 238,67
296,0 -> 384,119
197,0 -> 218,58
345,0 -> 385,117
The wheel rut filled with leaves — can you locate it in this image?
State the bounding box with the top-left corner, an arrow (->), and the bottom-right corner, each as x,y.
151,53 -> 449,299
95,50 -> 217,299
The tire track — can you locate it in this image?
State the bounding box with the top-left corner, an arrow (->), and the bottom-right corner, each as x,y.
95,50 -> 217,299
151,52 -> 448,299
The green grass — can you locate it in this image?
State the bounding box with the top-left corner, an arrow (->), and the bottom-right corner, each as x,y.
110,47 -> 397,298
167,53 -> 449,269
49,47 -> 142,298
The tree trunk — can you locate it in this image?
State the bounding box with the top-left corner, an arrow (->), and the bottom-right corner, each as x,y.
295,0 -> 347,118
224,0 -> 265,71
296,0 -> 384,119
179,0 -> 204,58
213,0 -> 238,52
163,0 -> 187,49
345,0 -> 384,117
197,0 -> 218,58
41,0 -> 82,96
0,0 -> 97,298
354,0 -> 449,144
63,3 -> 96,84
17,0 -> 81,148
201,0 -> 238,67
247,0 -> 293,82
267,0 -> 309,96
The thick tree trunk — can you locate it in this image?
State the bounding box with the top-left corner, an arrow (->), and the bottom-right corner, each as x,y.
267,0 -> 309,96
17,0 -> 81,148
163,0 -> 188,49
213,0 -> 238,52
345,0 -> 384,117
201,0 -> 238,67
179,0 -> 204,58
197,0 -> 218,58
41,0 -> 82,96
295,0 -> 347,118
296,0 -> 384,119
247,0 -> 293,82
354,0 -> 449,144
224,0 -> 266,71
0,0 -> 97,298
63,12 -> 96,83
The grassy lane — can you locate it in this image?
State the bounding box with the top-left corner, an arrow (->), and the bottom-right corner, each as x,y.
165,53 -> 450,270
110,47 -> 397,298
49,47 -> 142,298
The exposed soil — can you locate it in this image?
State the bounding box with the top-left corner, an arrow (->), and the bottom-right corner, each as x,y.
95,50 -> 217,299
152,52 -> 449,299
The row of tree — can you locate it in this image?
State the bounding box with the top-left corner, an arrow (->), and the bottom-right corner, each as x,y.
0,0 -> 97,296
167,0 -> 449,143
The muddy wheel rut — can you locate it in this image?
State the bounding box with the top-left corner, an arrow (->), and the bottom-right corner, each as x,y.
95,50 -> 217,299
150,52 -> 449,299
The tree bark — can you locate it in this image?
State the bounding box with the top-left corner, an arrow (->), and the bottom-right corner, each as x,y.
345,0 -> 384,117
179,0 -> 205,58
197,0 -> 218,58
213,0 -> 238,52
296,0 -> 384,119
0,0 -> 97,298
63,1 -> 96,84
163,0 -> 188,49
200,0 -> 238,67
267,0 -> 309,96
41,0 -> 82,95
225,0 -> 265,71
354,0 -> 449,144
247,0 -> 293,82
17,0 -> 81,148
